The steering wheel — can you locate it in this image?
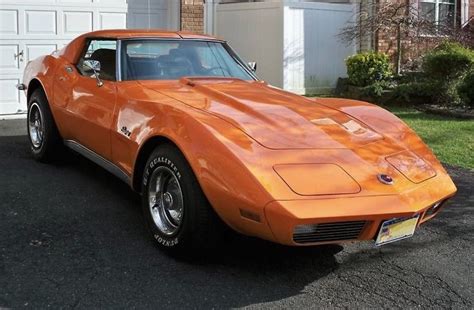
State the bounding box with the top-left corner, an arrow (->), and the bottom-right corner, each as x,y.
205,66 -> 231,77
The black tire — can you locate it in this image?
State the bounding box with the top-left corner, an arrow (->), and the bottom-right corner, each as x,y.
141,144 -> 223,253
27,89 -> 61,162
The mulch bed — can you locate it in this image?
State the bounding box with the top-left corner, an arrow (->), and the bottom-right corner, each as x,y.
416,105 -> 474,120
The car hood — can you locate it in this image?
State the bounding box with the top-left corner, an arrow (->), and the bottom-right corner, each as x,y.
140,78 -> 385,149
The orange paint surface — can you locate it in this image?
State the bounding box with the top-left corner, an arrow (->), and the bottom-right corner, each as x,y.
21,30 -> 457,246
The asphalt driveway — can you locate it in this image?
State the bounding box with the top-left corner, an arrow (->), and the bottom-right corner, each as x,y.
1,119 -> 473,309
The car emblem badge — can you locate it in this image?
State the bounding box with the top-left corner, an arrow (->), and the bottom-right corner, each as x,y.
377,174 -> 394,185
120,126 -> 131,137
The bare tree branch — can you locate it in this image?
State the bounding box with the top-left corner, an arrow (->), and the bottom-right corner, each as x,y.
338,1 -> 460,74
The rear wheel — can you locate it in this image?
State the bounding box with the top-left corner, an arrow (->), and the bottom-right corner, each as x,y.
141,144 -> 223,253
27,89 -> 61,162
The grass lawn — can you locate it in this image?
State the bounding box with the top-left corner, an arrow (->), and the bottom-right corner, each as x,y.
388,107 -> 474,170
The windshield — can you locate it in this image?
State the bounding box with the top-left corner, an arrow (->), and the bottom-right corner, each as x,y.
120,40 -> 255,81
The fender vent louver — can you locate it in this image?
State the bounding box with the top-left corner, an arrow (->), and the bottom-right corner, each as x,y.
293,221 -> 367,244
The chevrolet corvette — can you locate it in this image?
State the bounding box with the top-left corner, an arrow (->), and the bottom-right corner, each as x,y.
19,29 -> 457,252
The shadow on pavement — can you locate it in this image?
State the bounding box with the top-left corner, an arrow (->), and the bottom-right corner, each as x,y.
0,135 -> 344,308
1,135 -> 472,308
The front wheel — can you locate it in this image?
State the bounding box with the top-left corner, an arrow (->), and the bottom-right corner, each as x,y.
27,89 -> 61,162
141,144 -> 223,253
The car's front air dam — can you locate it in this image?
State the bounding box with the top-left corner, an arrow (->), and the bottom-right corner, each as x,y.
263,174 -> 457,246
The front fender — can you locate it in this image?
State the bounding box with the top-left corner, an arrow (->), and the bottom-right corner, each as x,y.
312,97 -> 443,168
112,85 -> 276,240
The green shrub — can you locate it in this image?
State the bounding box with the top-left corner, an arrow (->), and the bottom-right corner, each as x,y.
422,42 -> 474,79
458,71 -> 474,108
394,71 -> 425,84
393,82 -> 436,103
361,81 -> 391,97
434,41 -> 468,53
421,42 -> 474,106
346,52 -> 393,87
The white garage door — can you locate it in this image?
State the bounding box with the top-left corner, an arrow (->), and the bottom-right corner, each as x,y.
0,0 -> 179,116
128,0 -> 180,30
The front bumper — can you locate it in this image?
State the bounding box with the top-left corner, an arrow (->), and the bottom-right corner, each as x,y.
264,174 -> 457,246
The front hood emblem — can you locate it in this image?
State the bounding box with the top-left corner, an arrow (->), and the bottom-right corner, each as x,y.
377,174 -> 394,185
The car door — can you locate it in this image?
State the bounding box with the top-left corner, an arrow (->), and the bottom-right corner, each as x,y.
55,39 -> 117,161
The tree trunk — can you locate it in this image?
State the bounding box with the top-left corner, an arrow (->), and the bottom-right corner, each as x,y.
396,23 -> 402,75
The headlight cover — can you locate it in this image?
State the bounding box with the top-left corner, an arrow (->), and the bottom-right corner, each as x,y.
386,151 -> 436,184
274,163 -> 361,196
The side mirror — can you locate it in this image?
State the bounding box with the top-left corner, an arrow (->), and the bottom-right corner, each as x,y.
248,62 -> 257,72
83,60 -> 103,87
84,59 -> 101,72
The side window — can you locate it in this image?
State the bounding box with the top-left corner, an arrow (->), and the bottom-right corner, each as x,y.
77,39 -> 117,81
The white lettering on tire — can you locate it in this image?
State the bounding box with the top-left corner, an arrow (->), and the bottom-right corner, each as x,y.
143,156 -> 182,187
154,234 -> 179,247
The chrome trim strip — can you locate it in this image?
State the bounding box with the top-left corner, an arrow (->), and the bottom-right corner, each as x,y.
64,140 -> 131,186
120,37 -> 226,43
225,42 -> 258,81
117,38 -> 258,82
116,39 -> 122,82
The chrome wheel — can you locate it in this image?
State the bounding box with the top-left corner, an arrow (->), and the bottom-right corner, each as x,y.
28,102 -> 44,148
148,166 -> 184,236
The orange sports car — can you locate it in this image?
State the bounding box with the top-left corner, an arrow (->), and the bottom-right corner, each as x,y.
19,29 -> 456,252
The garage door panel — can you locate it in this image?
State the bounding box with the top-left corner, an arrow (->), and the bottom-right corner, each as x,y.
99,0 -> 127,5
26,44 -> 57,62
59,0 -> 93,3
0,79 -> 19,103
0,78 -> 23,114
129,0 -> 167,9
3,0 -> 56,3
64,11 -> 93,34
25,10 -> 57,35
128,12 -> 167,29
100,12 -> 126,29
0,45 -> 19,70
0,10 -> 18,35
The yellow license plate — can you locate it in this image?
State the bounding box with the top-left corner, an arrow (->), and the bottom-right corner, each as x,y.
375,215 -> 420,246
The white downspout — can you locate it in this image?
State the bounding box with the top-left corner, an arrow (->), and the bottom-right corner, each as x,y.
204,0 -> 218,35
169,0 -> 181,30
461,0 -> 469,26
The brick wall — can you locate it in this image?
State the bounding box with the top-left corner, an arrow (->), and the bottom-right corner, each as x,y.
374,0 -> 474,66
470,0 -> 474,19
181,0 -> 204,34
375,0 -> 411,61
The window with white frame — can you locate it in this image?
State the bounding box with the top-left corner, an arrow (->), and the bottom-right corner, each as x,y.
420,0 -> 456,27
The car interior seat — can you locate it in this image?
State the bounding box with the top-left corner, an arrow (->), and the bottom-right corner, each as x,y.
89,49 -> 116,81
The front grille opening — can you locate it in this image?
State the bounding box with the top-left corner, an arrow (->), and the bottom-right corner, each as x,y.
293,221 -> 367,244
